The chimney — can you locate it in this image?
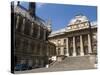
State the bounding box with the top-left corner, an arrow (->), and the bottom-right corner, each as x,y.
29,2 -> 36,17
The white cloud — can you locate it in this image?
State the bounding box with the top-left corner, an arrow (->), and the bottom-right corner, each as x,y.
36,3 -> 46,8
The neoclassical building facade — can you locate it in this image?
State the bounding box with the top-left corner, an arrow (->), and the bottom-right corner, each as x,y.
49,15 -> 97,61
11,2 -> 56,72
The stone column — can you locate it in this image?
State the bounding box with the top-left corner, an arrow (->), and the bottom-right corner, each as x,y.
30,23 -> 34,36
56,47 -> 58,56
73,36 -> 76,56
80,35 -> 84,56
65,37 -> 69,56
21,18 -> 25,33
16,15 -> 19,29
46,44 -> 49,56
43,29 -> 46,40
61,47 -> 64,55
88,34 -> 92,54
37,26 -> 40,39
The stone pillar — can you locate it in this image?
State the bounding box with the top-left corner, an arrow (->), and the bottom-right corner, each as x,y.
16,15 -> 19,29
43,29 -> 46,40
65,37 -> 69,56
61,47 -> 64,55
80,35 -> 84,56
56,47 -> 58,56
30,23 -> 34,36
21,18 -> 25,33
88,34 -> 92,54
73,36 -> 76,56
37,26 -> 40,39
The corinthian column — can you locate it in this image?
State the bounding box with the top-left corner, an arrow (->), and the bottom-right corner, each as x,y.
21,18 -> 25,33
43,29 -> 46,40
37,26 -> 40,39
88,34 -> 92,54
80,35 -> 84,56
30,23 -> 34,36
73,36 -> 76,56
65,37 -> 69,56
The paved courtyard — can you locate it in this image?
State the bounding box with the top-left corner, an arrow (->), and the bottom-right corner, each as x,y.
15,67 -> 96,74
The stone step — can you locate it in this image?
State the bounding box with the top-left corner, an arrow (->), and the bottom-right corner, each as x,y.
50,55 -> 96,69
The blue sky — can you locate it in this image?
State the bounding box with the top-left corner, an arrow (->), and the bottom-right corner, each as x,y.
20,2 -> 97,31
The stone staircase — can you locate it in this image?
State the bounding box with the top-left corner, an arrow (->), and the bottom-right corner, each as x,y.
50,55 -> 96,70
